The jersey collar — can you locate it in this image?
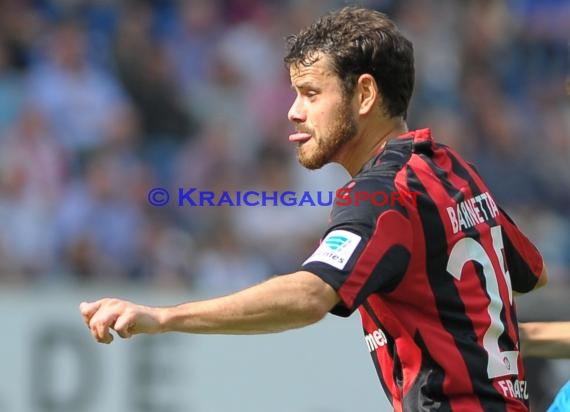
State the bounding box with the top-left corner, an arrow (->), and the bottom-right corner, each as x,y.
359,128 -> 435,174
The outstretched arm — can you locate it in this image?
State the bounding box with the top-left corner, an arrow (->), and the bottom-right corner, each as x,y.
519,321 -> 570,358
80,271 -> 339,344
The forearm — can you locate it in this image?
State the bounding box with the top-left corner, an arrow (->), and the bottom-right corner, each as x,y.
520,322 -> 570,358
158,271 -> 339,334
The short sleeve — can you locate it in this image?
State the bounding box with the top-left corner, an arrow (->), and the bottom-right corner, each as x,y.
301,177 -> 413,317
499,208 -> 544,293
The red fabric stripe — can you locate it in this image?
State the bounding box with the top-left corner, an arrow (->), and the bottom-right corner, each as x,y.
366,295 -> 424,401
394,164 -> 485,410
411,147 -> 530,410
442,150 -> 522,355
359,305 -> 399,407
448,148 -> 543,279
338,210 -> 412,309
493,379 -> 529,412
406,156 -> 485,412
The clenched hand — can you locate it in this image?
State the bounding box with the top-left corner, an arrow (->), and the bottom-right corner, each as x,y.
79,299 -> 163,344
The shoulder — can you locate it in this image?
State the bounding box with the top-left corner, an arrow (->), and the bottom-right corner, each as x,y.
331,174 -> 409,227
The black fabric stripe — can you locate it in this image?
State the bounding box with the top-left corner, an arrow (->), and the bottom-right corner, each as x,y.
501,234 -> 539,293
365,137 -> 414,178
470,260 -> 513,355
444,152 -> 520,356
406,166 -> 507,412
362,302 -> 394,405
418,152 -> 480,241
303,222 -> 410,317
499,206 -> 540,292
316,139 -> 414,317
418,154 -> 514,353
446,149 -> 498,227
455,152 -> 538,292
352,245 -> 411,303
401,331 -> 452,412
418,152 -> 463,200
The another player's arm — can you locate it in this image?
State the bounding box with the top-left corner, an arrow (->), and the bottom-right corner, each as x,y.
519,321 -> 570,358
80,271 -> 340,343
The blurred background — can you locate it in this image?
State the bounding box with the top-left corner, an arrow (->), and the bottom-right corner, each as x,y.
0,0 -> 568,411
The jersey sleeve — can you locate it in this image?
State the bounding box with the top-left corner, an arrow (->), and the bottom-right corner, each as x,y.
301,177 -> 413,317
499,207 -> 544,293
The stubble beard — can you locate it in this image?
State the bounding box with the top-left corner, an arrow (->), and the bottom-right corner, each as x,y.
296,101 -> 358,170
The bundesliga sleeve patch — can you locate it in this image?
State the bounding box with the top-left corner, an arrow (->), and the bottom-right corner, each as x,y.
303,230 -> 362,270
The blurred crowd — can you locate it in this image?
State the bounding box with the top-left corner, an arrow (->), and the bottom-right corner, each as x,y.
0,0 -> 568,293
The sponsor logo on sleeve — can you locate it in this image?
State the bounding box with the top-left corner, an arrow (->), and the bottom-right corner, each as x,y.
303,230 -> 361,270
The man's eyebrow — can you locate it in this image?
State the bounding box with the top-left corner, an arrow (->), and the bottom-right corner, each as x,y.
290,82 -> 318,91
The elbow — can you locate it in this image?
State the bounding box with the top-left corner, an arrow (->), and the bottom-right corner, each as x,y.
304,297 -> 332,324
284,271 -> 340,327
301,282 -> 339,325
297,303 -> 328,327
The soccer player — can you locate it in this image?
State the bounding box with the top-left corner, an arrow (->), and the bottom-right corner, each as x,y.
547,380 -> 570,412
520,322 -> 570,359
519,322 -> 570,411
80,7 -> 549,411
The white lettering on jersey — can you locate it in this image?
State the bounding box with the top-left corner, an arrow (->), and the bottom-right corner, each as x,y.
364,328 -> 388,353
498,379 -> 529,401
446,191 -> 499,234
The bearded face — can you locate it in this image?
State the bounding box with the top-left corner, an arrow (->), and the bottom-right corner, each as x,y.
288,56 -> 359,170
295,95 -> 358,169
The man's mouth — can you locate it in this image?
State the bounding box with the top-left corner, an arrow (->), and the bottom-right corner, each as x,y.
288,132 -> 312,143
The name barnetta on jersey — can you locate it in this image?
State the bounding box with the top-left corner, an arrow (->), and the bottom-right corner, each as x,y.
447,191 -> 499,234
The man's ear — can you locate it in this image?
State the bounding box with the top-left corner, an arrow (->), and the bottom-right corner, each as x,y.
356,74 -> 380,115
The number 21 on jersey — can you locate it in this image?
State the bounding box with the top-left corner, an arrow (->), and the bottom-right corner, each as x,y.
447,225 -> 518,379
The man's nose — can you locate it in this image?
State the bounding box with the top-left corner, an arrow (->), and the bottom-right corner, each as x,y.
288,98 -> 306,123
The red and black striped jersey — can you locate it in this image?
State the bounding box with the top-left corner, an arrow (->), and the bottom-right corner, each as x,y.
302,129 -> 544,412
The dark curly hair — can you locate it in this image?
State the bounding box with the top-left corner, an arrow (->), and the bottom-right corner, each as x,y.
284,6 -> 414,119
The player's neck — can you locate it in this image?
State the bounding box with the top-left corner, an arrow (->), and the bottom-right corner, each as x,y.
339,117 -> 408,177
